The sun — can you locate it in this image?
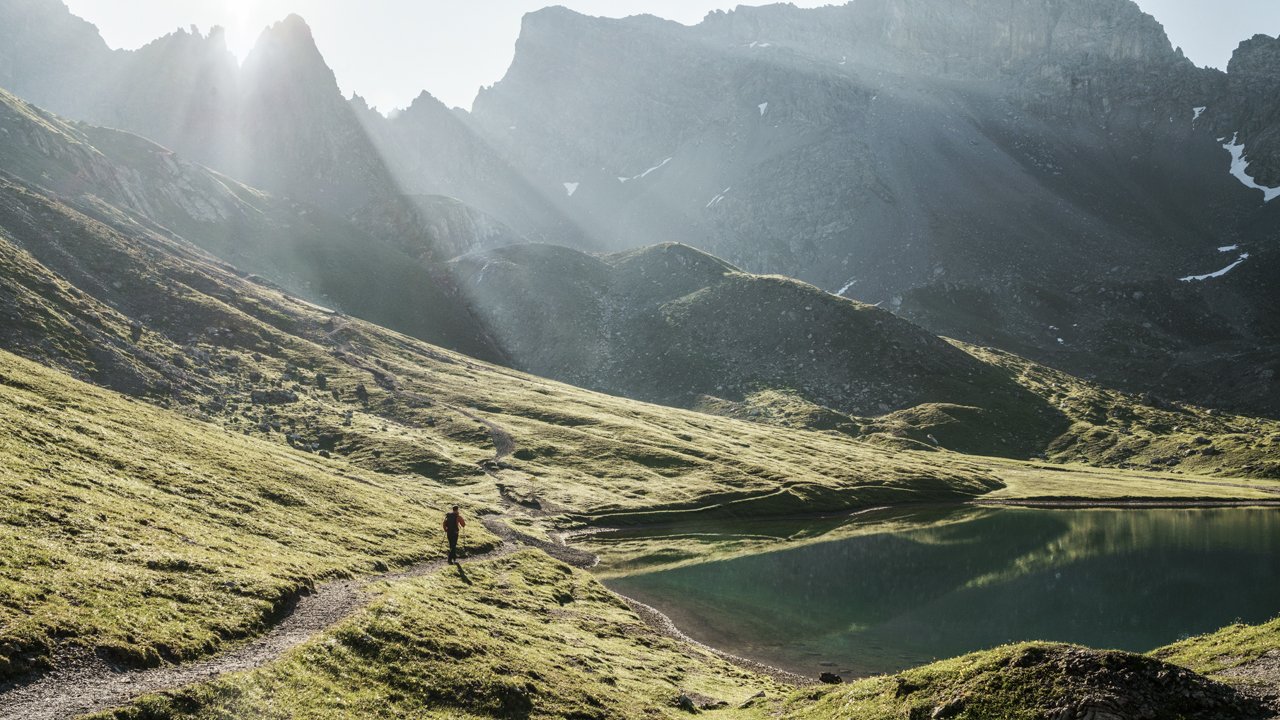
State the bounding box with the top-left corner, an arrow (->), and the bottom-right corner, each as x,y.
218,0 -> 259,62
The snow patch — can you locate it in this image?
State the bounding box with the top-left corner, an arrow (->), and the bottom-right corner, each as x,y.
705,187 -> 732,209
758,102 -> 769,116
747,41 -> 772,48
836,278 -> 857,296
1223,133 -> 1280,202
563,182 -> 579,197
638,157 -> 672,179
1218,245 -> 1239,253
1192,106 -> 1206,122
839,55 -> 847,66
1180,253 -> 1250,282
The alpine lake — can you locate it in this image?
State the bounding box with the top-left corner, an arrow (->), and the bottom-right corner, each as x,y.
578,506 -> 1280,678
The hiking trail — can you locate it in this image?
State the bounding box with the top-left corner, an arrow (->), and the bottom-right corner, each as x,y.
0,545 -> 513,720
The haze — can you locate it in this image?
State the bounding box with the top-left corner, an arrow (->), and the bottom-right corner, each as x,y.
61,0 -> 1280,112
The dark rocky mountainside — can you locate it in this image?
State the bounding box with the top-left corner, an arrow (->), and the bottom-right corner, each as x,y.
0,0 -> 1278,424
467,1 -> 1280,415
451,241 -> 1280,474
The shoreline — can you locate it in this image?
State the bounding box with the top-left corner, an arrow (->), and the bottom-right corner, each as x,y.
972,498 -> 1280,509
566,497 -> 1280,690
616,592 -> 815,688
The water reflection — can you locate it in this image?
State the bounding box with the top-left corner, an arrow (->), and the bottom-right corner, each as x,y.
605,508 -> 1280,677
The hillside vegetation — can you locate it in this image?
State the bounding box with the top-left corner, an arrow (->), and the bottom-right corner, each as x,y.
91,556 -> 1276,720
0,349 -> 497,680
93,552 -> 780,720
453,242 -> 1280,477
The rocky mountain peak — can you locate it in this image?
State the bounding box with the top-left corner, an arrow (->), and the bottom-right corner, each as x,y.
1224,33 -> 1280,186
1228,33 -> 1280,75
242,13 -> 337,91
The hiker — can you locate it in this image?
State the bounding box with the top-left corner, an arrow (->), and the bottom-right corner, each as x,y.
443,505 -> 466,563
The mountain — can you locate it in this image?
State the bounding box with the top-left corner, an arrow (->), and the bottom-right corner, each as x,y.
0,86 -> 502,360
0,3 -> 390,211
3,0 -> 1276,417
467,1 -> 1280,415
4,78 -> 1274,477
2,9 -> 1279,715
450,240 -> 1280,475
0,0 -> 579,243
351,90 -> 588,246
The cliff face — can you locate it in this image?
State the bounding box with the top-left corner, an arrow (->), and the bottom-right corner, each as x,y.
466,0 -> 1280,414
0,3 -> 394,212
1221,34 -> 1280,186
0,0 -> 111,116
352,90 -> 584,246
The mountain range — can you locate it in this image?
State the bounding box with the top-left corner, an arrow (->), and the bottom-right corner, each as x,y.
3,0 -> 1276,418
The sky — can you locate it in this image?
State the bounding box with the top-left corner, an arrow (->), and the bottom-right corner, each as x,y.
61,0 -> 1280,112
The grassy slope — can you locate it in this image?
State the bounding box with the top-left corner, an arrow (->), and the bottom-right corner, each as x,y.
93,552 -> 780,720
0,349 -> 498,679
963,343 -> 1280,478
781,643 -> 1270,720
0,173 -> 1006,526
1155,618 -> 1280,676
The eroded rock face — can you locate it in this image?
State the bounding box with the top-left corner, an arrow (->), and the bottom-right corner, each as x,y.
1222,34 -> 1280,186
467,1 -> 1280,415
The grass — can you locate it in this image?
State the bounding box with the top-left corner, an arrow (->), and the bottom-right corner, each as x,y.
0,350 -> 497,680
1154,617 -> 1280,676
780,642 -> 1266,720
92,564 -> 1273,720
961,342 -> 1280,478
91,551 -> 780,720
978,458 -> 1280,501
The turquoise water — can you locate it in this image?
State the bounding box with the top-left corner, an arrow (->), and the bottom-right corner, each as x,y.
603,507 -> 1280,677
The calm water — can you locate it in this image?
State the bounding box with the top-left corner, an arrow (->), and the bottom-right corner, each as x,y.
603,507 -> 1280,677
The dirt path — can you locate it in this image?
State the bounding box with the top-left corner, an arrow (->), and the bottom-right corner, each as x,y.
0,546 -> 512,720
449,404 -> 515,462
0,402 -> 538,720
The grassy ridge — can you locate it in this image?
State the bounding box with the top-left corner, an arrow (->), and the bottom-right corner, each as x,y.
962,343 -> 1280,478
781,643 -> 1269,720
0,350 -> 496,679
